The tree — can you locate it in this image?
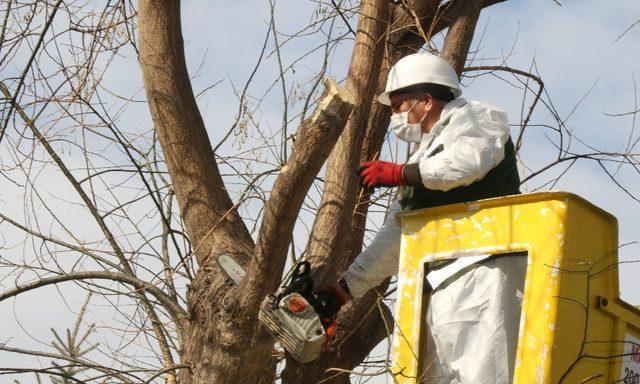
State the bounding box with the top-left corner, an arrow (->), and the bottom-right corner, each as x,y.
1,1 -> 638,383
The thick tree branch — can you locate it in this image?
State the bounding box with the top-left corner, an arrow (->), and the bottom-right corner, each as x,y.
138,0 -> 254,267
306,0 -> 390,283
138,3 -> 270,383
387,0 -> 505,60
242,78 -> 354,314
283,3 -> 390,381
441,0 -> 484,76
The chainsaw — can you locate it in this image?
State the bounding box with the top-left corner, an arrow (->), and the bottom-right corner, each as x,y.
217,255 -> 336,364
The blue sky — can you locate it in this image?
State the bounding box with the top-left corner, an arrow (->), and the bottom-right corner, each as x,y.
1,1 -> 639,382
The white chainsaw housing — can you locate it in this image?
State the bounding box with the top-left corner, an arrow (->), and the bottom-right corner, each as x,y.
258,292 -> 326,364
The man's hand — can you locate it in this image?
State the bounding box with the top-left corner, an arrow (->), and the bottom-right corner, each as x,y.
313,281 -> 351,351
358,160 -> 405,189
313,280 -> 352,321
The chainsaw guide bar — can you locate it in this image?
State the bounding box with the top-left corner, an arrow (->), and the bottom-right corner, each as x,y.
217,253 -> 246,285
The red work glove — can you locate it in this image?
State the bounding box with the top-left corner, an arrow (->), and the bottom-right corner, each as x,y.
358,160 -> 405,189
314,280 -> 352,352
313,281 -> 351,322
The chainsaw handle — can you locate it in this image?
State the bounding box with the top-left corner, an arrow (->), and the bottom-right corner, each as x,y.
272,261 -> 314,308
291,260 -> 310,281
285,275 -> 313,297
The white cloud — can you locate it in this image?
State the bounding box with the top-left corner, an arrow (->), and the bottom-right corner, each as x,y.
2,1 -> 640,382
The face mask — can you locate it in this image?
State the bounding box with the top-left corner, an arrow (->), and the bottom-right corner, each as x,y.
389,100 -> 428,143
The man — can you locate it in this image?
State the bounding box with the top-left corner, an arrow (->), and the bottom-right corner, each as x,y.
319,53 -> 526,384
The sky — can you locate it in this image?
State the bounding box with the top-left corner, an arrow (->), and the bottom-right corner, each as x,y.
0,0 -> 639,383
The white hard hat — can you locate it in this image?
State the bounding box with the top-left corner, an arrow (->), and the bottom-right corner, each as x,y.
378,53 -> 461,106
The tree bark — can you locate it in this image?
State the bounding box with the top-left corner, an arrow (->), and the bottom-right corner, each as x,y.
138,0 -> 505,382
290,1 -> 509,383
441,0 -> 484,76
283,2 -> 446,383
138,2 -> 264,382
138,1 -> 254,263
139,2 -> 355,383
240,78 -> 355,320
306,0 -> 390,285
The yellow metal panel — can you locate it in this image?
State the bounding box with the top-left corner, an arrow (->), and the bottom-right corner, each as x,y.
390,192 -> 640,384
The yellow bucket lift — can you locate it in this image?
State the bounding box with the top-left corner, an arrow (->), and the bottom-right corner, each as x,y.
391,192 -> 640,383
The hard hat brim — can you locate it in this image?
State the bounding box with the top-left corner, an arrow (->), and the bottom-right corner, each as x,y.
378,92 -> 392,106
377,86 -> 461,106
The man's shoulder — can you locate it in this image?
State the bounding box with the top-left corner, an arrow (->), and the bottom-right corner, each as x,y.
455,99 -> 504,113
450,99 -> 508,122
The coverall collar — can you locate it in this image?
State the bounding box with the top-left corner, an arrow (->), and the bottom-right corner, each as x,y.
439,97 -> 468,125
419,97 -> 468,149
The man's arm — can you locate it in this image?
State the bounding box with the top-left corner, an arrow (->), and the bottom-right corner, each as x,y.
341,199 -> 403,299
325,104 -> 510,301
416,102 -> 510,191
314,199 -> 402,321
358,103 -> 510,191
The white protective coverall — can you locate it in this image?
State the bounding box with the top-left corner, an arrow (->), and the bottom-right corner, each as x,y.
342,97 -> 527,384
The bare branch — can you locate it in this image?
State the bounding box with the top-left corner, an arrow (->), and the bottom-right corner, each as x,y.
0,270 -> 186,324
464,65 -> 544,150
613,18 -> 640,44
0,0 -> 63,145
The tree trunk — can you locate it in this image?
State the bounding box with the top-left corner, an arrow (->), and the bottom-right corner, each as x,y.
138,0 -> 505,382
288,1 -> 509,382
138,2 -> 268,382
240,78 -> 355,318
139,2 -> 356,382
283,2 -> 448,383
